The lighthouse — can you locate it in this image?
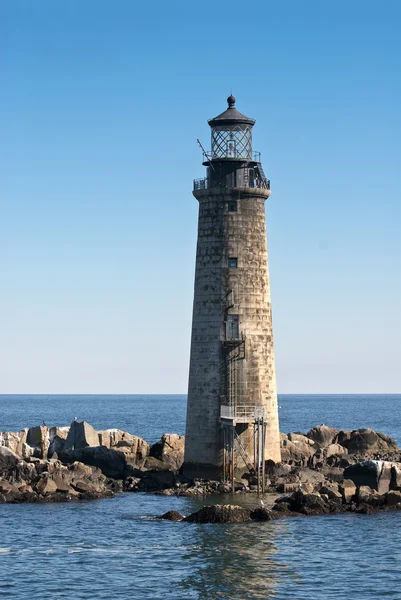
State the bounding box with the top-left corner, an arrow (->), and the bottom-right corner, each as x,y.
184,96 -> 281,482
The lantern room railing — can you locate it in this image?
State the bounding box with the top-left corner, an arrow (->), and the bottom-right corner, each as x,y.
193,173 -> 270,192
202,150 -> 262,162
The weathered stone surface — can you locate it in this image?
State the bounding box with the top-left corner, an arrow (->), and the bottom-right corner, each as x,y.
319,485 -> 342,502
36,476 -> 58,495
339,479 -> 356,503
185,504 -> 251,524
48,426 -> 69,457
0,447 -> 20,472
391,464 -> 401,489
64,421 -> 100,451
280,439 -> 315,463
150,434 -> 185,471
341,429 -> 399,455
321,444 -> 348,458
288,433 -> 317,448
63,447 -> 128,479
27,426 -> 50,458
344,461 -> 394,494
306,425 -> 339,448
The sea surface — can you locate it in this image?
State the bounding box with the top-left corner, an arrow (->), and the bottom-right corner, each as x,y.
0,394 -> 400,600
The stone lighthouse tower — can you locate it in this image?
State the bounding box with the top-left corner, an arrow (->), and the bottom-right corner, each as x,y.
184,96 -> 281,481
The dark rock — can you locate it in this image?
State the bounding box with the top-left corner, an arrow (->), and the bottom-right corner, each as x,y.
136,469 -> 177,492
158,510 -> 184,521
386,491 -> 401,506
144,456 -> 171,471
184,504 -> 251,523
250,507 -> 272,521
341,429 -> 399,456
62,446 -> 129,479
344,461 -> 394,494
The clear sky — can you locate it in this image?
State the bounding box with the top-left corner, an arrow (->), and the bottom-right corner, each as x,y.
1,0 -> 400,394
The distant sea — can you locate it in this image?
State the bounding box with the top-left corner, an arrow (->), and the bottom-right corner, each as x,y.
0,394 -> 400,600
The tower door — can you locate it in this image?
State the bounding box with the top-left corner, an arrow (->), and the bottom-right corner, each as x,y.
226,314 -> 240,339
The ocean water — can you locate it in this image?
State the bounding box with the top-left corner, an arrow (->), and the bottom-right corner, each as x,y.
0,394 -> 400,600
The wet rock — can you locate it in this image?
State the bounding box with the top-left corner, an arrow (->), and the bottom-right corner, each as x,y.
184,504 -> 251,523
158,510 -> 184,521
386,491 -> 401,506
250,507 -> 272,521
306,425 -> 339,448
150,434 -> 185,471
136,469 -> 177,492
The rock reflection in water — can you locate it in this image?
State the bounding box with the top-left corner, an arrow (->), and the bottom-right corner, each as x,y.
178,518 -> 297,599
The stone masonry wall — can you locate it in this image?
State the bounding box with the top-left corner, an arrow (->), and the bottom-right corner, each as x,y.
184,188 -> 281,477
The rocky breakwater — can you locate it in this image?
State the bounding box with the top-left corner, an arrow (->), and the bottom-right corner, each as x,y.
0,420 -> 185,503
1,420 -> 400,513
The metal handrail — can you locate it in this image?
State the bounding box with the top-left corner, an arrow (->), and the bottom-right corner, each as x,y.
193,176 -> 270,192
220,405 -> 267,419
201,150 -> 262,162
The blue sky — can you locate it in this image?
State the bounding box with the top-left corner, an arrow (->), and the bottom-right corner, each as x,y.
1,0 -> 400,393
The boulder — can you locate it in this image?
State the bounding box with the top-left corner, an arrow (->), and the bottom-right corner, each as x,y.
344,461 -> 393,494
48,426 -> 69,457
386,491 -> 401,506
280,439 -> 315,464
98,430 -> 149,466
0,447 -> 20,472
306,425 -> 339,448
150,434 -> 185,471
144,456 -> 171,471
339,479 -> 356,503
185,504 -> 251,523
158,510 -> 184,521
136,469 -> 177,492
64,421 -> 100,451
27,426 -> 50,458
62,446 -> 129,479
36,476 -> 58,495
321,444 -> 348,459
289,490 -> 328,514
250,507 -> 272,521
391,464 -> 401,489
341,429 -> 399,456
319,485 -> 342,502
288,433 -> 317,448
